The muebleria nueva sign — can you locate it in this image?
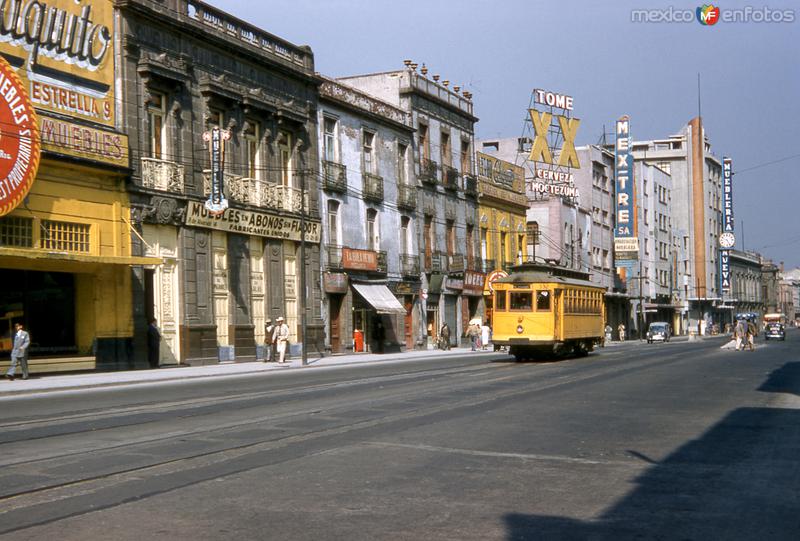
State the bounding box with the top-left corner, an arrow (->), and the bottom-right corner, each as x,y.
719,157 -> 735,293
185,201 -> 321,242
0,55 -> 41,217
0,0 -> 116,126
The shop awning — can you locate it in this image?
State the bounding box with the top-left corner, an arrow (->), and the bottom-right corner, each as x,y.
352,283 -> 406,314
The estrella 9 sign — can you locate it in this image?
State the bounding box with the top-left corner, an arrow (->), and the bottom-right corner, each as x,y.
0,56 -> 40,217
697,4 -> 721,25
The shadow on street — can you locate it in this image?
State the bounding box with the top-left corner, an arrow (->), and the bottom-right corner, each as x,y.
503,362 -> 800,540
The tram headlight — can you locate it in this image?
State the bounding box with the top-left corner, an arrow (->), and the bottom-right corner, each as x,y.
517,325 -> 524,334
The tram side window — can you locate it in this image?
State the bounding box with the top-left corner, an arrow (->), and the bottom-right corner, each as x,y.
510,292 -> 532,311
536,290 -> 551,311
496,290 -> 507,311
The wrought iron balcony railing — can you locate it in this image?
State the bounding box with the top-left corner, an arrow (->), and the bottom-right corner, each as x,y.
326,244 -> 343,269
376,250 -> 388,273
444,201 -> 457,221
464,174 -> 478,197
448,253 -> 465,273
141,158 -> 184,193
442,165 -> 460,191
432,252 -> 449,273
481,259 -> 496,273
419,157 -> 438,184
322,160 -> 347,193
400,253 -> 420,276
202,171 -> 311,214
397,183 -> 417,210
363,172 -> 384,202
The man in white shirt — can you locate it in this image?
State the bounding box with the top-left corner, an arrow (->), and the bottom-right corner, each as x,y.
274,316 -> 290,363
6,323 -> 30,381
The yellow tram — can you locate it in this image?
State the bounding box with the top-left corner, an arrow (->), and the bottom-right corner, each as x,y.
491,263 -> 605,360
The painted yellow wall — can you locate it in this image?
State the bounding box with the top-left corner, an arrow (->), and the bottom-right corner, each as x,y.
2,158 -> 135,346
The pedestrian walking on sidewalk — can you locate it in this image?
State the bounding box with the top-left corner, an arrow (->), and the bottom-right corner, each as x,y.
275,317 -> 290,363
147,318 -> 161,368
468,323 -> 480,351
5,323 -> 30,381
264,318 -> 275,362
439,322 -> 451,350
618,323 -> 626,342
481,323 -> 490,351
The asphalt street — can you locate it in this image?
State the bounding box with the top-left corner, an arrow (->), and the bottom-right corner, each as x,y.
0,332 -> 798,540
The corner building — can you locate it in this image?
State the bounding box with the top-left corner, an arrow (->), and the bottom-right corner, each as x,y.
0,0 -> 159,373
119,0 -> 323,365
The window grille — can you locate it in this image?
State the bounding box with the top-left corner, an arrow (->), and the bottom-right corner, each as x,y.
0,217 -> 33,248
41,221 -> 91,253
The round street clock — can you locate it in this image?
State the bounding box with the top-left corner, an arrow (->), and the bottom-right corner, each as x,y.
719,232 -> 736,249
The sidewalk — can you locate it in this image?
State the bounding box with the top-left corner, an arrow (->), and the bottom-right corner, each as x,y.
0,347 -> 499,397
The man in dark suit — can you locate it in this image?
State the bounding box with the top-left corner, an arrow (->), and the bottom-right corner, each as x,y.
6,323 -> 30,381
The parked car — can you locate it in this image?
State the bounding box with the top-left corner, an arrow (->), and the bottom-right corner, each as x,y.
646,322 -> 671,343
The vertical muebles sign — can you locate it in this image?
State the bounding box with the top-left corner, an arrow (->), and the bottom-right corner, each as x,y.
719,158 -> 735,293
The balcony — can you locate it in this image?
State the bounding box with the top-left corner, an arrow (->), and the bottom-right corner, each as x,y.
326,244 -> 343,269
363,172 -> 384,202
464,174 -> 478,197
322,160 -> 347,193
376,250 -> 388,273
481,259 -> 496,273
400,253 -> 420,276
422,193 -> 437,216
397,183 -> 417,210
448,254 -> 465,273
432,252 -> 449,273
444,200 -> 457,221
442,165 -> 460,191
263,184 -> 310,213
419,157 -> 438,185
141,158 -> 184,193
204,171 -> 310,213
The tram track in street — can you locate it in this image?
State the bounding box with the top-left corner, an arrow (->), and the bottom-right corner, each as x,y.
0,338 -> 732,535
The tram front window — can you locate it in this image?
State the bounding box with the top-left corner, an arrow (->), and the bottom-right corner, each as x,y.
510,292 -> 532,311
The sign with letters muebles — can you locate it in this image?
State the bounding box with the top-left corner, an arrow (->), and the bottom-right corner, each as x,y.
614,115 -> 637,268
0,55 -> 41,217
719,157 -> 734,293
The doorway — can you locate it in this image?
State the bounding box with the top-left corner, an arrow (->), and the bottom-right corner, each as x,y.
329,294 -> 343,353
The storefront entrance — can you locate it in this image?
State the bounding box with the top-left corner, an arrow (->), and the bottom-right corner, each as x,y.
329,294 -> 344,354
0,269 -> 76,357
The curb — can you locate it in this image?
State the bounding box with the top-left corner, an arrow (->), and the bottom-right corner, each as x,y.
0,349 -> 504,397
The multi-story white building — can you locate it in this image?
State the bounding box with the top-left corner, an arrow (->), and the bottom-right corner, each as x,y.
340,64 -> 481,347
317,76 -> 417,354
629,117 -> 723,335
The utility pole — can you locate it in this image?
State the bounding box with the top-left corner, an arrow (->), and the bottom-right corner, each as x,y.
299,167 -> 308,366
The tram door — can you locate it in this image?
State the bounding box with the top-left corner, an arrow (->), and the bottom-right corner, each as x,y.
553,289 -> 562,340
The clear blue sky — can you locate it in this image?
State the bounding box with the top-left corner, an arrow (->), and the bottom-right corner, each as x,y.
208,0 -> 800,269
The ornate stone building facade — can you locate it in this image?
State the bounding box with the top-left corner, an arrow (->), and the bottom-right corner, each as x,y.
339,65 -> 480,347
119,0 -> 323,365
317,77 -> 418,354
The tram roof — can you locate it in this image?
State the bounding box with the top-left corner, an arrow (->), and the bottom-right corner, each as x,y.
495,263 -> 599,288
